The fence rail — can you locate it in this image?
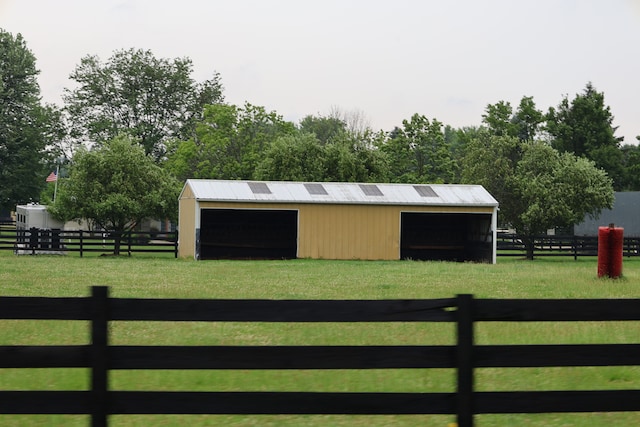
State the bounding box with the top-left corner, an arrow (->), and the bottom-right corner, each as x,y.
4,227 -> 640,260
497,233 -> 640,258
0,228 -> 177,257
1,288 -> 639,426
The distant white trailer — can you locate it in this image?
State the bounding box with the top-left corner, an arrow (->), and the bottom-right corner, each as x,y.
15,203 -> 64,230
15,203 -> 65,254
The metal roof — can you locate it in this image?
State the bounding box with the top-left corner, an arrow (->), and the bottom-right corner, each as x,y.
183,180 -> 498,207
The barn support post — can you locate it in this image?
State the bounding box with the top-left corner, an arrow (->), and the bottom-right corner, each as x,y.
90,286 -> 110,427
456,294 -> 475,427
491,207 -> 498,264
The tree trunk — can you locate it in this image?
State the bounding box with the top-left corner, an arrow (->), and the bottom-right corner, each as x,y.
113,231 -> 122,256
522,236 -> 535,260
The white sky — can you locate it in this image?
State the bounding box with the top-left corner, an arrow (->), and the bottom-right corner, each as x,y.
2,0 -> 639,143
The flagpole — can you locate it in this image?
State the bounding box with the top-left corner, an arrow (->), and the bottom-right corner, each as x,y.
53,164 -> 59,202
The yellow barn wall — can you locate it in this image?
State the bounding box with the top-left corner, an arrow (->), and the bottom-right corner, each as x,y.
177,185 -> 197,258
192,201 -> 494,260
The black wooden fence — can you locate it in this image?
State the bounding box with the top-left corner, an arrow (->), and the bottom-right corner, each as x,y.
1,287 -> 639,426
0,228 -> 178,257
497,233 -> 640,259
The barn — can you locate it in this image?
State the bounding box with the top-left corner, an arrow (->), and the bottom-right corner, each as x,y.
573,191 -> 640,237
178,180 -> 499,263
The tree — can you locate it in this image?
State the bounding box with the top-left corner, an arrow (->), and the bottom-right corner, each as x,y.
511,96 -> 544,141
462,134 -> 613,259
620,144 -> 640,191
547,82 -> 621,156
326,106 -> 372,138
460,131 -> 522,224
255,133 -> 326,181
323,130 -> 389,183
298,114 -> 346,145
482,101 -> 515,137
164,103 -> 295,180
49,134 -> 180,255
382,114 -> 457,183
482,96 -> 543,141
0,29 -> 59,211
254,128 -> 388,183
546,83 -> 623,188
588,144 -> 625,190
64,48 -> 224,160
166,103 -> 239,181
444,125 -> 483,182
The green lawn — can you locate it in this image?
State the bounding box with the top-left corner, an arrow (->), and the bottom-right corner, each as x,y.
1,252 -> 639,426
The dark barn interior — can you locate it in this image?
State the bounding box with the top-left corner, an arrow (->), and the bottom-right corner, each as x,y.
198,208 -> 298,260
400,212 -> 493,262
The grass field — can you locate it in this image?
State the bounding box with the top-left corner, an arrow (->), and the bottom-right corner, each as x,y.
1,251 -> 639,427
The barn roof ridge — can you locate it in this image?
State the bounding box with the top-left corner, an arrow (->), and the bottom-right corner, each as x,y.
182,179 -> 498,207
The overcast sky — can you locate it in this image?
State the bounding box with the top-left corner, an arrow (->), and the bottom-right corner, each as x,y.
2,0 -> 639,143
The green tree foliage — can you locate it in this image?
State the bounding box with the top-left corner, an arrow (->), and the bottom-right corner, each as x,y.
0,29 -> 60,211
49,134 -> 180,254
460,131 -> 521,221
462,134 -> 613,259
482,100 -> 515,137
382,114 -> 456,183
546,82 -> 624,188
255,128 -> 388,183
298,114 -> 346,145
323,131 -> 389,183
64,48 -> 224,160
482,96 -> 543,141
512,96 -> 544,141
620,144 -> 640,190
587,144 -> 625,190
233,103 -> 296,177
444,125 -> 482,182
164,103 -> 295,181
547,82 -> 621,155
255,133 -> 326,181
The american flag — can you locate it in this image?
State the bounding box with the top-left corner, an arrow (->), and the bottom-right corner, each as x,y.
46,171 -> 57,182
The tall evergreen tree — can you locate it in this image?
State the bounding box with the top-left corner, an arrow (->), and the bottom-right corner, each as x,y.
546,83 -> 624,188
547,82 -> 621,156
0,29 -> 55,211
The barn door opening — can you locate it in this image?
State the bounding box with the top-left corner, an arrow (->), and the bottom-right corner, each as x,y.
199,209 -> 298,260
400,212 -> 493,262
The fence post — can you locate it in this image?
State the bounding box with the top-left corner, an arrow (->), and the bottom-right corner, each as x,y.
29,227 -> 38,255
174,230 -> 178,258
456,294 -> 474,427
90,286 -> 110,427
80,230 -> 84,258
